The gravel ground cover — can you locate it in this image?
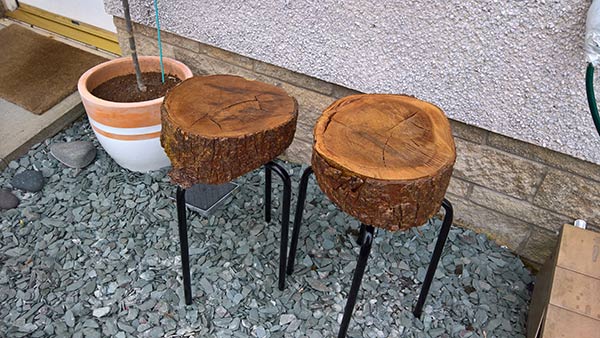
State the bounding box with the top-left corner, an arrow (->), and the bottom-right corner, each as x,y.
0,119 -> 534,337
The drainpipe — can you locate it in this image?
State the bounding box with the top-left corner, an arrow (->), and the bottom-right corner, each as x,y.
585,0 -> 600,136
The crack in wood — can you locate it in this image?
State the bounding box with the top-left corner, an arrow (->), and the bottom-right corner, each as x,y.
382,111 -> 419,167
254,95 -> 263,112
188,98 -> 260,129
207,116 -> 223,130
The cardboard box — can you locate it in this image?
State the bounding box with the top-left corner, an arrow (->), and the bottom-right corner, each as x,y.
527,224 -> 600,338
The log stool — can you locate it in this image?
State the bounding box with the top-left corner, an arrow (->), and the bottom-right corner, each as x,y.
287,94 -> 456,337
161,75 -> 298,304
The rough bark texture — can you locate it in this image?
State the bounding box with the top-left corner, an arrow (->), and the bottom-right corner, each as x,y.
161,75 -> 298,187
312,94 -> 456,231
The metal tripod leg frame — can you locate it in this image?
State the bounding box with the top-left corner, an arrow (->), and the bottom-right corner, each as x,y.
263,161 -> 292,291
264,164 -> 272,223
176,186 -> 193,305
413,198 -> 454,318
287,165 -> 454,335
176,161 -> 293,305
338,223 -> 375,338
286,166 -> 314,275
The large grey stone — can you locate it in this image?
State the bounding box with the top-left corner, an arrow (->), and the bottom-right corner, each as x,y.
11,169 -> 44,192
0,189 -> 19,209
50,141 -> 96,169
533,170 -> 600,226
0,91 -> 84,171
453,138 -> 545,199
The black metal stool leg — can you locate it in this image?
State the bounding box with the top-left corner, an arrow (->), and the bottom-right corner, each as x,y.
356,222 -> 367,245
338,224 -> 375,338
413,198 -> 453,318
286,166 -> 313,275
264,165 -> 272,223
264,161 -> 292,290
176,186 -> 193,305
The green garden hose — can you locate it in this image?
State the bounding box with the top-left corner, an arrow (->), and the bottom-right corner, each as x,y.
585,63 -> 600,137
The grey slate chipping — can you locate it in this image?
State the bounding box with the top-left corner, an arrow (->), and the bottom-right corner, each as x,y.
0,118 -> 534,337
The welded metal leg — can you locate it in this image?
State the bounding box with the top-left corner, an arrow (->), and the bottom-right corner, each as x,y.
264,165 -> 272,223
413,198 -> 453,318
264,161 -> 292,290
338,223 -> 375,338
286,166 -> 313,275
176,186 -> 193,305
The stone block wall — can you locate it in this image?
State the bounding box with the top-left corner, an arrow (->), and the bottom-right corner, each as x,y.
114,17 -> 600,268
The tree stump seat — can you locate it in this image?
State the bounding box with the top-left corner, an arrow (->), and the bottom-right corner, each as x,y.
312,94 -> 456,231
161,75 -> 298,187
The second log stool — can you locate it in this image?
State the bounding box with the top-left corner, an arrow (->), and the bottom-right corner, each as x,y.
288,94 -> 457,337
161,75 -> 298,304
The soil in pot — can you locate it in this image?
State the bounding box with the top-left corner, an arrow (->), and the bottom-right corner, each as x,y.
91,72 -> 182,102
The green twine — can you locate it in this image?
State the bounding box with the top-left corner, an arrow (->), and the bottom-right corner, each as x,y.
153,0 -> 164,83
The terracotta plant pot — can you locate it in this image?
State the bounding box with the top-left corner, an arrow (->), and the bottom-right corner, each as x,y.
78,56 -> 193,172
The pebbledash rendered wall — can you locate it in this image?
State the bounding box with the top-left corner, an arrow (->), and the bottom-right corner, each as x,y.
110,10 -> 599,267
106,0 -> 600,165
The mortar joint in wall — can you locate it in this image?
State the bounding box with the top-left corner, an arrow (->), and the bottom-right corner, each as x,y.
467,179 -> 574,222
515,224 -> 535,254
483,129 -> 490,145
461,185 -> 540,224
530,166 -> 550,203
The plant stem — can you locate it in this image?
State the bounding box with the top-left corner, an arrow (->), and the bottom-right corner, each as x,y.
122,0 -> 146,92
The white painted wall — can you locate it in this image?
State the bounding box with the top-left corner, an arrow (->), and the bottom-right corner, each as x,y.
105,0 -> 600,164
21,0 -> 116,32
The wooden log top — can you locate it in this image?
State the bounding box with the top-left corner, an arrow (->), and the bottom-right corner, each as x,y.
163,75 -> 297,138
314,94 -> 456,181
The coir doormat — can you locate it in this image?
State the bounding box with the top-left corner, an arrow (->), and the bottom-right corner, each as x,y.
0,24 -> 107,115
